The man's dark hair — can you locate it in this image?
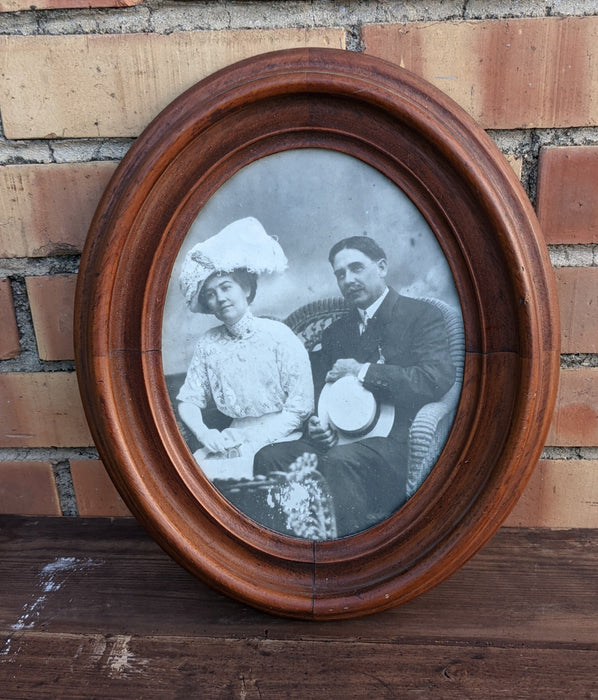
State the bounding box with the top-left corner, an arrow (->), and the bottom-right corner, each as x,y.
197,268 -> 258,314
328,236 -> 387,265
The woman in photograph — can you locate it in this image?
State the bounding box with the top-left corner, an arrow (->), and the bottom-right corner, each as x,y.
176,217 -> 314,482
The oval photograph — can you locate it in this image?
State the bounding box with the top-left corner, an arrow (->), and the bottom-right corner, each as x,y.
162,148 -> 464,540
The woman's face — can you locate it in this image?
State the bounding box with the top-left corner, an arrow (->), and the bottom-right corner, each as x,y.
202,273 -> 250,325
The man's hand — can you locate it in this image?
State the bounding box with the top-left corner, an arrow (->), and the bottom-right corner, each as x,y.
306,415 -> 338,450
325,358 -> 364,383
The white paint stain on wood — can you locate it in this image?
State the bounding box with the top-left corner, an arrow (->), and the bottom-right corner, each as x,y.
105,634 -> 148,678
1,556 -> 103,659
71,634 -> 149,678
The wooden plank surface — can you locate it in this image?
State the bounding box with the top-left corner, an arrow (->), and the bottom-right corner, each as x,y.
1,516 -> 597,698
3,632 -> 597,699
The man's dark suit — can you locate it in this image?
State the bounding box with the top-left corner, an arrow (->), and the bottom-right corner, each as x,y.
254,288 -> 455,537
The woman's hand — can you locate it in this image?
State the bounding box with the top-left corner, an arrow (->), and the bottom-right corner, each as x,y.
179,402 -> 230,454
199,428 -> 229,455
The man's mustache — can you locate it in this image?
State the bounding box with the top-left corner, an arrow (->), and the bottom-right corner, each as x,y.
344,284 -> 364,294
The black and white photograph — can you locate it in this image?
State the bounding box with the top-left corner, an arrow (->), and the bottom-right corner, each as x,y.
162,149 -> 464,541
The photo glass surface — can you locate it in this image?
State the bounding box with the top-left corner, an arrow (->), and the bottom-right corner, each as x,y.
162,149 -> 464,540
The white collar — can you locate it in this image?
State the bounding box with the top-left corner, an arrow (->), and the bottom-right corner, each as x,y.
358,287 -> 389,322
224,310 -> 256,338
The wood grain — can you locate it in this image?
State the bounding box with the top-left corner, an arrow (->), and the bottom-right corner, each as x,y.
74,48 -> 560,618
0,517 -> 596,698
4,633 -> 597,699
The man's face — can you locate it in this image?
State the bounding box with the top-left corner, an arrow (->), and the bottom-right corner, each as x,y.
331,248 -> 388,309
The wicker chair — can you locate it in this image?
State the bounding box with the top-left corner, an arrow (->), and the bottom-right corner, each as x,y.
285,297 -> 352,352
403,298 -> 464,497
284,296 -> 465,499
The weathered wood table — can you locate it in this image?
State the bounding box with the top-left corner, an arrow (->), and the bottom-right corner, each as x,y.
1,515 -> 596,698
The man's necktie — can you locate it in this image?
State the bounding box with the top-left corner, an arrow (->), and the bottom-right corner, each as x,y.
360,311 -> 368,335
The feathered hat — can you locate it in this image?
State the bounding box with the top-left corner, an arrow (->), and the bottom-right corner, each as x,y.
179,217 -> 288,312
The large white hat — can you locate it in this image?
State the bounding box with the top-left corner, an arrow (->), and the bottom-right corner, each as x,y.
317,376 -> 395,445
179,217 -> 288,311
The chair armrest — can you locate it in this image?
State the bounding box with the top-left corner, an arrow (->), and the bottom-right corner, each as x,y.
406,382 -> 462,498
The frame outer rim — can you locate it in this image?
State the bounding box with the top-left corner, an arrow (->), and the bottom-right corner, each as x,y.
75,48 -> 560,619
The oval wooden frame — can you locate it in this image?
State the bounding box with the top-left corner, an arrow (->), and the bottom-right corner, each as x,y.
75,48 -> 560,620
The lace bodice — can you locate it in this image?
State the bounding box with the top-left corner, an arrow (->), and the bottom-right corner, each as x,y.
177,312 -> 314,429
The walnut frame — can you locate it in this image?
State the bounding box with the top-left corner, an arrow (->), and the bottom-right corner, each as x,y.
75,48 -> 560,620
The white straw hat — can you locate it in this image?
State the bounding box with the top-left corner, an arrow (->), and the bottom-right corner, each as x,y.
179,217 -> 288,311
318,376 -> 395,445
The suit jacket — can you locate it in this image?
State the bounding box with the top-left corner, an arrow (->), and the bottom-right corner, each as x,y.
311,288 -> 456,444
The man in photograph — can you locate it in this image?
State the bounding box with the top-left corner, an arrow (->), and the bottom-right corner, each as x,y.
253,235 -> 455,537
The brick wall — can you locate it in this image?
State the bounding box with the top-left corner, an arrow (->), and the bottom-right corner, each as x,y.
0,2 -> 596,527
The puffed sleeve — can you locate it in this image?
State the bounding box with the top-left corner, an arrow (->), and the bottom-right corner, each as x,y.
176,340 -> 211,408
275,324 -> 315,422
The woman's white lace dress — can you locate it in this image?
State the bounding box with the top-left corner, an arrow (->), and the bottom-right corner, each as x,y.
177,311 -> 314,479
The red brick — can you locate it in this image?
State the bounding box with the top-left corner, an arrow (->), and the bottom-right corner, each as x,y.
26,275 -> 76,361
0,30 -> 345,139
0,461 -> 61,516
536,146 -> 598,244
0,162 -> 116,258
1,0 -> 142,11
0,372 -> 93,447
70,459 -> 132,517
555,268 -> 598,354
505,460 -> 598,528
363,17 -> 598,129
0,278 -> 20,359
505,155 -> 522,181
546,368 -> 598,447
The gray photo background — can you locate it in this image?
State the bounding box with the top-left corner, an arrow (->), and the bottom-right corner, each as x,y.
162,149 -> 461,375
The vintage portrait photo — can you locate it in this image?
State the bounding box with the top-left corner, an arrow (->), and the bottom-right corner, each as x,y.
162,149 -> 464,541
